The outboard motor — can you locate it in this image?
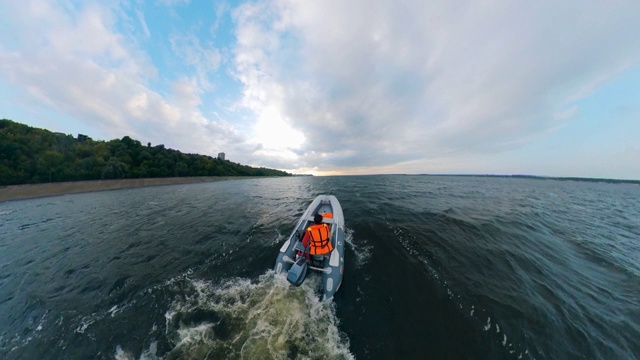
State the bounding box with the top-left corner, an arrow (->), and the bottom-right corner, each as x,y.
287,257 -> 309,287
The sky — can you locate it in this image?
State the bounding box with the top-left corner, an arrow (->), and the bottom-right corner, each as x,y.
1,0 -> 639,179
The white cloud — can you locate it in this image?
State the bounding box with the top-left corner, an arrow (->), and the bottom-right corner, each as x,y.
230,1 -> 307,167
156,0 -> 190,6
1,0 -> 639,177
135,9 -> 151,38
169,32 -> 222,90
0,0 -> 248,160
230,0 -> 640,174
171,76 -> 202,108
553,106 -> 578,122
252,105 -> 304,154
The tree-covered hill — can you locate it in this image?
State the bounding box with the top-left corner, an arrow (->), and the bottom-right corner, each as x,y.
0,119 -> 290,186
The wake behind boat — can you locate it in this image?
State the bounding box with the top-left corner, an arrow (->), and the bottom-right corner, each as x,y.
274,195 -> 345,300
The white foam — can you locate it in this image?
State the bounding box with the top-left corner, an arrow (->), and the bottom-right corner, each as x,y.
35,311 -> 47,332
75,314 -> 98,334
75,302 -> 128,334
114,345 -> 133,360
271,228 -> 287,245
114,341 -> 159,360
139,341 -> 158,360
108,305 -> 120,317
176,323 -> 213,346
163,271 -> 355,359
484,317 -> 491,331
344,228 -> 372,267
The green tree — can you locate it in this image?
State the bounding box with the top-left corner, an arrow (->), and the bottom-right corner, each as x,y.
101,157 -> 128,179
175,161 -> 188,176
0,118 -> 291,185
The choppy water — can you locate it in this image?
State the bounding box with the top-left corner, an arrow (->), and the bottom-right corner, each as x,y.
1,175 -> 639,359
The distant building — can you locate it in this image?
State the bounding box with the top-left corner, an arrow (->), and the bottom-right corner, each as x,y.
217,152 -> 225,160
77,134 -> 89,142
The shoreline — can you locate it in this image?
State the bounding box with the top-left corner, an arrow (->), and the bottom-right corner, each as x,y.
0,177 -> 265,202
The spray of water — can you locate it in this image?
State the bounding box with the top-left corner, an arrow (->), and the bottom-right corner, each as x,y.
117,271 -> 354,359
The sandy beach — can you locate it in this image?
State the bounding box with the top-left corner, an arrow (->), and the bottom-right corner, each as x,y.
0,177 -> 263,202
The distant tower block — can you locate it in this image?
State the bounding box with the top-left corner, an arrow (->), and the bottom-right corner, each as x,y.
217,152 -> 225,160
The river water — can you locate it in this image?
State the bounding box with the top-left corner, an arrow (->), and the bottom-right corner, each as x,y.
1,175 -> 639,359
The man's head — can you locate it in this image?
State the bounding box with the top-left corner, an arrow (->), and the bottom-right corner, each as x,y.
314,213 -> 323,224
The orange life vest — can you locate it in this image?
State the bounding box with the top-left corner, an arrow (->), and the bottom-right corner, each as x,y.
306,224 -> 333,255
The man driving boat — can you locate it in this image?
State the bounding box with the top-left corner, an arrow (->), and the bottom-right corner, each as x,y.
301,213 -> 333,255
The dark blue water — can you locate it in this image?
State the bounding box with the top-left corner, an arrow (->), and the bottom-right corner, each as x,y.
1,176 -> 639,359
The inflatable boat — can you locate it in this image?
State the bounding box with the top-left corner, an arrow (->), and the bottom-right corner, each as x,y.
274,195 -> 345,300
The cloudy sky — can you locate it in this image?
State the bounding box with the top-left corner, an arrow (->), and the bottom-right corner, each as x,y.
1,1 -> 639,179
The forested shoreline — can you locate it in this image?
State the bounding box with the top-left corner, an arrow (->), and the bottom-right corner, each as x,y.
0,119 -> 290,186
